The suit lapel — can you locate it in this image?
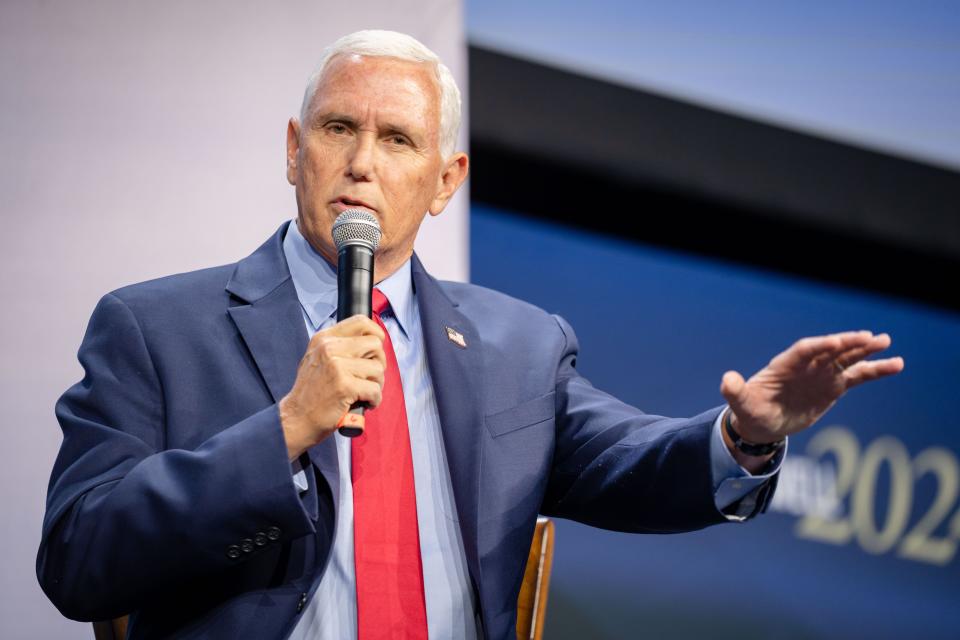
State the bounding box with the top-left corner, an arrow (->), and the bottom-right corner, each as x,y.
411,255 -> 486,597
227,281 -> 306,403
225,222 -> 339,504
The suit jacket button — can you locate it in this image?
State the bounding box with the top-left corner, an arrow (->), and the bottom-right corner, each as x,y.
254,532 -> 268,547
266,526 -> 281,541
225,544 -> 241,560
240,538 -> 254,553
296,592 -> 308,613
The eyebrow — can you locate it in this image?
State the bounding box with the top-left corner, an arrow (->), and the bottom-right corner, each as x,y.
313,112 -> 424,145
311,112 -> 358,129
382,123 -> 421,143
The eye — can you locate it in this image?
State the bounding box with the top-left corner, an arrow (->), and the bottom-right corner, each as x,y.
388,134 -> 410,146
326,122 -> 348,135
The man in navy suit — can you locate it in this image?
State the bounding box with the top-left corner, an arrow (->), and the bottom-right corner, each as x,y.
38,30 -> 903,639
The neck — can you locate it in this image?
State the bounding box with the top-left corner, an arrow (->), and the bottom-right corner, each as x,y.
372,247 -> 411,284
294,218 -> 410,284
315,243 -> 409,285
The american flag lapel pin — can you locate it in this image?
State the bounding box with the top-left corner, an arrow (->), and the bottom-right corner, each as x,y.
445,326 -> 467,348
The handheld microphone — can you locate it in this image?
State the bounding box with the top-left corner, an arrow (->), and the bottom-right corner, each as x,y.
332,209 -> 382,437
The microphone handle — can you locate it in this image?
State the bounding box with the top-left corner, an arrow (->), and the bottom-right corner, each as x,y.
336,245 -> 374,437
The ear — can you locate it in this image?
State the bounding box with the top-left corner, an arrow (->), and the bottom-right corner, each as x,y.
286,118 -> 301,186
428,152 -> 469,217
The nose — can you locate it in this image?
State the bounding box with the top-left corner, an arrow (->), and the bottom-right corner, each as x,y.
347,133 -> 375,181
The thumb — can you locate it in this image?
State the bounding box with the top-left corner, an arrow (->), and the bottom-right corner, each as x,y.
720,370 -> 747,410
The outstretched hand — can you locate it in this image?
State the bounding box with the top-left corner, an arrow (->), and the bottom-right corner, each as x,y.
720,331 -> 904,447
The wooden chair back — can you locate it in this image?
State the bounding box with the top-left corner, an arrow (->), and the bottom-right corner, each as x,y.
515,516 -> 556,640
92,617 -> 127,640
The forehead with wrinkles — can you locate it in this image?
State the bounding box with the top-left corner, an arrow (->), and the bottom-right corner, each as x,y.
306,54 -> 442,147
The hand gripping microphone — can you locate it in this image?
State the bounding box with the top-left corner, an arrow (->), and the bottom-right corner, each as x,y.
332,209 -> 382,437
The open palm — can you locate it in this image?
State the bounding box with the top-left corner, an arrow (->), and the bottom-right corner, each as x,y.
720,331 -> 904,444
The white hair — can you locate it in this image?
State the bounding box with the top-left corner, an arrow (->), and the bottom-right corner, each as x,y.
300,30 -> 462,158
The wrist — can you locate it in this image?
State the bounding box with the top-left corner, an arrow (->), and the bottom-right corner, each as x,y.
279,396 -> 314,461
722,409 -> 781,472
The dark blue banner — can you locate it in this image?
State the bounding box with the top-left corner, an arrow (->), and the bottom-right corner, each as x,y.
470,205 -> 960,639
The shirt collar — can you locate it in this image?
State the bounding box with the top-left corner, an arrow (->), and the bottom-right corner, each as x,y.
282,219 -> 414,337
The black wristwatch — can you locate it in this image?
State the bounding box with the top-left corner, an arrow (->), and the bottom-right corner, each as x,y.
724,410 -> 785,457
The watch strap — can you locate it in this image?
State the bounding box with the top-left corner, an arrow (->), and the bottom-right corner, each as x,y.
724,410 -> 785,457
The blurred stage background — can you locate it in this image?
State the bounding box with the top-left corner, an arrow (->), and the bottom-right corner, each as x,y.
2,1 -> 957,638
467,3 -> 959,639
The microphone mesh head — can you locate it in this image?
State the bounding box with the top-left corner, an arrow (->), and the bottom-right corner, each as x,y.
332,209 -> 381,252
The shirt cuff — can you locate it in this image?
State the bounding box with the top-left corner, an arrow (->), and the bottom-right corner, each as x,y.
710,408 -> 787,520
292,458 -> 309,494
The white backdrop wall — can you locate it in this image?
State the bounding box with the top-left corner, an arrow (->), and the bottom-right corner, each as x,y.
0,2 -> 468,637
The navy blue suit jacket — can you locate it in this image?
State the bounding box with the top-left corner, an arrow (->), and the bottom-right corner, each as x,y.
38,222 -> 770,639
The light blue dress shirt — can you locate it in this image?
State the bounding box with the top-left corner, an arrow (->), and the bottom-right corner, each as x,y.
284,221 -> 479,640
281,220 -> 781,639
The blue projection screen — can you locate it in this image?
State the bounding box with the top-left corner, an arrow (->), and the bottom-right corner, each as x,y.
470,205 -> 960,640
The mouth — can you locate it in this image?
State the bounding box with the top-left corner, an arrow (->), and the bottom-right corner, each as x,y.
332,197 -> 377,214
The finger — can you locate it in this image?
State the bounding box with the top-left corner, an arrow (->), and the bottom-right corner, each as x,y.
834,333 -> 892,369
353,378 -> 383,408
791,331 -> 874,362
312,334 -> 386,366
324,315 -> 386,341
843,356 -> 905,389
340,357 -> 386,387
346,334 -> 387,367
720,370 -> 747,411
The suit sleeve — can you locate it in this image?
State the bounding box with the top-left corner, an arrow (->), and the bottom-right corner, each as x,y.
540,314 -> 777,533
36,293 -> 317,621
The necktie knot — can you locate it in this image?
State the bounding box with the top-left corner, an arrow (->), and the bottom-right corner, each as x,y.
372,288 -> 390,317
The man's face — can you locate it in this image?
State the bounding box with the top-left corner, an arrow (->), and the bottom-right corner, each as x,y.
286,54 -> 466,277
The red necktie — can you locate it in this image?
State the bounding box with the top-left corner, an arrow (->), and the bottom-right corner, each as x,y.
351,288 -> 428,639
